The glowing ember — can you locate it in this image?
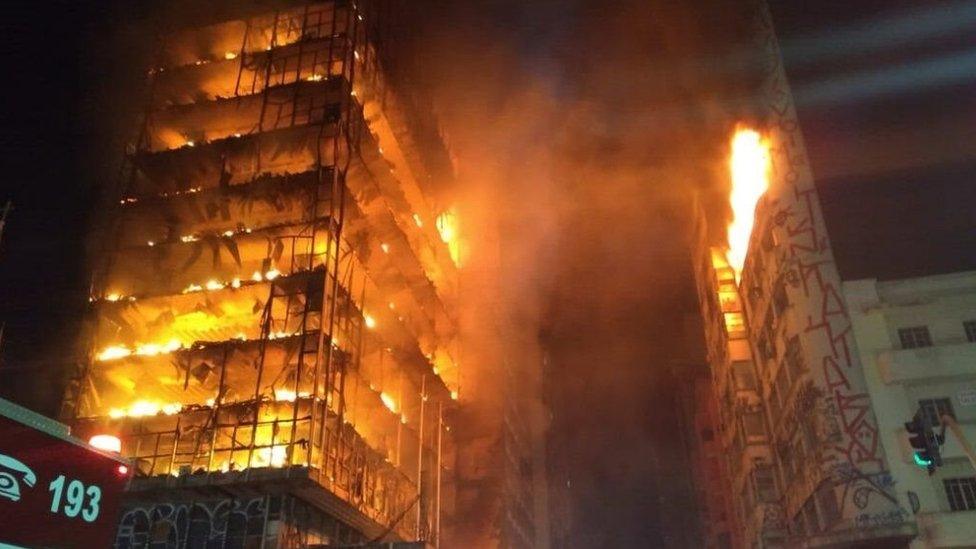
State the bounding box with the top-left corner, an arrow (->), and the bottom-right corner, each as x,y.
364,314 -> 376,329
413,214 -> 423,228
224,51 -> 237,60
380,243 -> 390,254
89,434 -> 122,453
271,446 -> 287,467
97,346 -> 132,361
108,400 -> 182,418
380,392 -> 397,413
726,126 -> 770,281
436,209 -> 461,266
96,339 -> 184,362
273,389 -> 310,402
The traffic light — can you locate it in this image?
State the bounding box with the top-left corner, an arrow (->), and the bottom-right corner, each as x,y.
905,409 -> 944,475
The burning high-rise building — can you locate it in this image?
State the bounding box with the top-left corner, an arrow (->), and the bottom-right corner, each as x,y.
58,2 -> 465,545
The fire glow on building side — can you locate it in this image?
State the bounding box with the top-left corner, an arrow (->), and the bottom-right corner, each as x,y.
48,2 -> 546,546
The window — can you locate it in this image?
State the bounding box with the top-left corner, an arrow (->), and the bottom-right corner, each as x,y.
802,497 -> 821,533
732,361 -> 757,391
724,312 -> 746,339
791,511 -> 806,536
815,481 -> 840,528
754,464 -> 778,502
776,367 -> 790,404
919,398 -> 955,426
761,228 -> 774,251
758,335 -> 774,361
785,336 -> 804,380
759,325 -> 778,361
944,477 -> 976,511
898,326 -> 933,349
965,320 -> 976,343
773,282 -> 789,317
743,412 -> 766,439
765,323 -> 778,357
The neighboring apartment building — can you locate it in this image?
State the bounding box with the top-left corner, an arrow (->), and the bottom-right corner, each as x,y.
845,271 -> 976,548
687,1 -> 931,546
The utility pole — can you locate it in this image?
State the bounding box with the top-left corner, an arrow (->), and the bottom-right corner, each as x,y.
416,374 -> 427,540
435,401 -> 443,547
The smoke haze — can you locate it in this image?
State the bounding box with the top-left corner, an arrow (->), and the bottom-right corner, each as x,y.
409,1 -> 758,545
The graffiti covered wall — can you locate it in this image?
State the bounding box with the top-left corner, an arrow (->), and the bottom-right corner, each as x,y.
742,0 -> 910,539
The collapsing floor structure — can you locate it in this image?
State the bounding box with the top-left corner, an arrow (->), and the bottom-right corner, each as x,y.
60,2 -> 462,546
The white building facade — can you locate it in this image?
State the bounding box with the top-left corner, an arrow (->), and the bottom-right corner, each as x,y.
845,271 -> 976,548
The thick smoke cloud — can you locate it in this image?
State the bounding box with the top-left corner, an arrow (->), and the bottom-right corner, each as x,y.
412,0 -> 757,545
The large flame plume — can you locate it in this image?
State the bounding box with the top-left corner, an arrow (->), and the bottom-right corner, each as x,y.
726,126 -> 771,281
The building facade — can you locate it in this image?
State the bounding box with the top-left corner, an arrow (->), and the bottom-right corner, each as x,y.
59,2 -> 465,546
687,1 -> 938,546
744,2 -> 914,542
845,271 -> 976,548
690,200 -> 785,548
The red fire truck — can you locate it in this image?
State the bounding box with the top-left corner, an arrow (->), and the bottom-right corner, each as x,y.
0,396 -> 132,548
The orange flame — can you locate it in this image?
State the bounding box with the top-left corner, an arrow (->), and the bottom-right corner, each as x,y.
436,209 -> 461,267
726,126 -> 770,281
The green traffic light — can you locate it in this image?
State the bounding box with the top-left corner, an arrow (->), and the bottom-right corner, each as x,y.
913,451 -> 933,468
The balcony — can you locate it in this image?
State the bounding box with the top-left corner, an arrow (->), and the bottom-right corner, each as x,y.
878,342 -> 976,384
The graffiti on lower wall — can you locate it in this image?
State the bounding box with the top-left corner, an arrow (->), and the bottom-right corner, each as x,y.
115,497 -> 271,549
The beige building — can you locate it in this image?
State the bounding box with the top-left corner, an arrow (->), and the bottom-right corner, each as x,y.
691,198 -> 784,548
688,2 -> 922,546
845,271 -> 976,547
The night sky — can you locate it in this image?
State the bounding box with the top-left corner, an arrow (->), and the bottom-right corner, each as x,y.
1,1 -> 974,547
